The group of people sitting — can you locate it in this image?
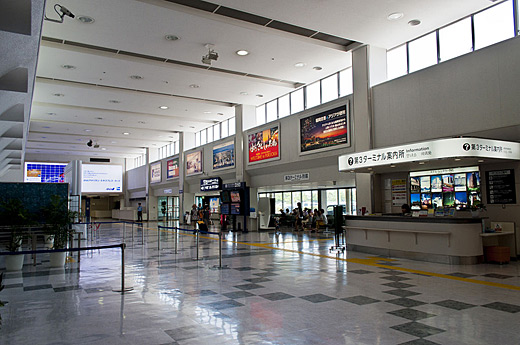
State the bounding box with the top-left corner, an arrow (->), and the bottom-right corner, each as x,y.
277,202 -> 328,232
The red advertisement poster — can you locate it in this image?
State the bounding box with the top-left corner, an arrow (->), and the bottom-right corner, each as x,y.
167,158 -> 179,179
248,125 -> 279,163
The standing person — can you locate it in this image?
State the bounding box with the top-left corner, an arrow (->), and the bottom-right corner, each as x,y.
137,203 -> 143,222
294,202 -> 304,231
190,204 -> 198,228
203,205 -> 211,227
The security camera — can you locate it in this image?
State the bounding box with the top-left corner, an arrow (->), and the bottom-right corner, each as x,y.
87,140 -> 93,147
58,5 -> 75,19
201,45 -> 219,65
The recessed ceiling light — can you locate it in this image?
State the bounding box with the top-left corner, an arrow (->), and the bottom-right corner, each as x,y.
101,148 -> 107,151
240,92 -> 248,95
47,112 -> 56,116
477,159 -> 484,163
367,167 -> 373,171
418,161 -> 425,165
42,126 -> 51,129
84,129 -> 92,132
138,121 -> 146,124
204,111 -> 211,114
294,62 -> 306,68
179,125 -> 184,127
189,84 -> 200,88
390,165 -> 396,168
111,141 -> 117,144
454,158 -> 461,161
256,94 -> 264,98
61,64 -> 76,70
236,50 -> 249,56
130,75 -> 143,80
312,66 -> 323,71
189,126 -> 195,128
123,132 -> 130,135
159,106 -> 169,110
53,93 -> 64,97
77,15 -> 95,24
165,34 -> 180,41
95,117 -> 103,120
387,12 -> 404,20
109,100 -> 120,103
408,19 -> 421,26
217,113 -> 224,116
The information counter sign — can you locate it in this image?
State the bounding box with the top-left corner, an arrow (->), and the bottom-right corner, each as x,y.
486,169 -> 516,204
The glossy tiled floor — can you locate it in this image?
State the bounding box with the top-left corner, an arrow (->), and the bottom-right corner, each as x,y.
1,221 -> 519,345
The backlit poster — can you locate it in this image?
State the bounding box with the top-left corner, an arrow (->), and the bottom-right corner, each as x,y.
454,173 -> 466,191
248,124 -> 279,163
24,162 -> 67,183
150,162 -> 161,183
167,158 -> 179,179
431,175 -> 442,193
186,150 -> 203,176
81,164 -> 122,193
213,141 -> 235,170
420,176 -> 430,192
300,105 -> 348,154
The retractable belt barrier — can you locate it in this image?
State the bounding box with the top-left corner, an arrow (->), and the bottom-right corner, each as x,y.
158,226 -> 224,268
0,243 -> 133,294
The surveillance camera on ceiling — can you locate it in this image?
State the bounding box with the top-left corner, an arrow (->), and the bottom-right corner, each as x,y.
44,4 -> 75,23
201,44 -> 218,65
87,140 -> 93,147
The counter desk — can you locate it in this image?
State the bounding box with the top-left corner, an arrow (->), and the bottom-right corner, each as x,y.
344,215 -> 484,264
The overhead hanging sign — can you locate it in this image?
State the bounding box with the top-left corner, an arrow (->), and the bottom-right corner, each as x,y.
339,138 -> 520,171
200,177 -> 222,191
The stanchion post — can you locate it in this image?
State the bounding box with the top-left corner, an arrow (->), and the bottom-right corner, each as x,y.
113,243 -> 134,293
142,223 -> 145,244
158,226 -> 160,251
195,230 -> 199,261
132,223 -> 134,242
174,227 -> 178,254
219,232 -> 222,268
78,233 -> 81,263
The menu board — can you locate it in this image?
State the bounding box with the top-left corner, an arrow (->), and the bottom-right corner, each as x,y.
486,169 -> 516,204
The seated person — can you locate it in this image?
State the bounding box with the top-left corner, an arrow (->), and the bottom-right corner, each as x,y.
401,203 -> 411,216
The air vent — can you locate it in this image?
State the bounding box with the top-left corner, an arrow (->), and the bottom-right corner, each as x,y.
90,158 -> 110,163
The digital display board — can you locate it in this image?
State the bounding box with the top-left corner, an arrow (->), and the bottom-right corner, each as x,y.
213,141 -> 235,170
486,169 -> 516,204
220,203 -> 230,215
81,164 -> 122,193
230,191 -> 241,202
167,158 -> 179,179
248,125 -> 279,163
230,203 -> 241,215
300,105 -> 348,154
186,150 -> 203,175
24,162 -> 67,183
200,177 -> 222,191
150,162 -> 161,183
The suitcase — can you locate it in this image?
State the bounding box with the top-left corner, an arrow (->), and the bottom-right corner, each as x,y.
198,221 -> 208,232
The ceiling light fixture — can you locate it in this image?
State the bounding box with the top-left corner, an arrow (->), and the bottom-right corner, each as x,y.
201,44 -> 218,65
189,84 -> 200,88
111,141 -> 117,144
95,117 -> 103,120
240,92 -> 248,95
387,12 -> 404,20
159,106 -> 169,110
294,62 -> 306,68
109,100 -> 120,103
47,112 -> 56,116
454,158 -> 461,161
256,94 -> 264,98
477,159 -> 484,163
77,15 -> 94,24
312,66 -> 323,71
236,50 -> 249,56
204,111 -> 211,114
84,129 -> 92,132
130,75 -> 143,80
408,19 -> 421,26
217,113 -> 224,116
61,64 -> 76,70
53,93 -> 64,97
165,34 -> 180,41
101,148 -> 107,151
419,161 -> 426,165
123,132 -> 130,135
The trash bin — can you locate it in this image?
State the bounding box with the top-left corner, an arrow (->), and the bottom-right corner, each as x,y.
484,246 -> 510,264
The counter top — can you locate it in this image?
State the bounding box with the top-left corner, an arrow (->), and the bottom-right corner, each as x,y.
345,215 -> 483,224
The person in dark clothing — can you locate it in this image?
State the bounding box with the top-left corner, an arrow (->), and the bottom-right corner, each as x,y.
137,203 -> 143,222
294,202 -> 304,231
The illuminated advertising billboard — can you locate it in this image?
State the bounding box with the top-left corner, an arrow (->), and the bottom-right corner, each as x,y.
24,162 -> 67,183
300,105 -> 348,154
150,162 -> 161,183
167,158 -> 179,179
213,141 -> 235,170
248,124 -> 279,164
81,164 -> 122,193
186,150 -> 203,176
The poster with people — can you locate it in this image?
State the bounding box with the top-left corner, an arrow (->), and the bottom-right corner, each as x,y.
150,162 -> 161,183
300,105 -> 348,153
186,150 -> 203,175
167,158 -> 179,179
213,141 -> 235,170
248,125 -> 280,163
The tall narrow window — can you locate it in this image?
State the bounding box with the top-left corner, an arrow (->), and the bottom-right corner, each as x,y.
266,100 -> 277,123
213,124 -> 220,141
439,17 -> 472,62
290,89 -> 304,114
278,94 -> 290,118
306,81 -> 321,109
322,73 -> 339,103
221,119 -> 229,138
255,105 -> 266,126
200,129 -> 207,145
195,132 -> 200,147
408,32 -> 438,73
474,0 -> 514,50
229,117 -> 236,135
207,126 -> 213,143
386,45 -> 407,80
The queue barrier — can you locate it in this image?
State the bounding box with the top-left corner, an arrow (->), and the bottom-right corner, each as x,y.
0,243 -> 133,293
158,225 -> 224,268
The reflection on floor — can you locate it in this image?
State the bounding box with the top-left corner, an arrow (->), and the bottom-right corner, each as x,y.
1,221 -> 519,345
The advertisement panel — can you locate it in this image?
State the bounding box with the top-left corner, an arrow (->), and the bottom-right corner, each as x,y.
248,124 -> 279,163
81,164 -> 122,193
300,105 -> 349,154
213,141 -> 235,170
167,158 -> 179,179
24,162 -> 67,183
150,162 -> 161,183
186,150 -> 203,176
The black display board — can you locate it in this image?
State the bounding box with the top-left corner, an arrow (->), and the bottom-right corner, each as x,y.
486,169 -> 516,204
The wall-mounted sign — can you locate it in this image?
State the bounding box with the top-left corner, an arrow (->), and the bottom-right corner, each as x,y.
213,141 -> 235,170
164,189 -> 173,194
223,182 -> 246,190
284,173 -> 310,182
248,124 -> 280,164
24,162 -> 67,183
486,169 -> 516,204
167,158 -> 179,179
150,162 -> 161,183
391,179 -> 407,206
186,150 -> 203,176
300,104 -> 349,154
201,177 -> 222,191
81,164 -> 122,193
339,138 -> 520,171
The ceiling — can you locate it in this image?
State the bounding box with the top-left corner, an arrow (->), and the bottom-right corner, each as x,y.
26,0 -> 498,162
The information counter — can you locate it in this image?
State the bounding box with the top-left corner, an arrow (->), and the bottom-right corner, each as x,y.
344,216 -> 484,264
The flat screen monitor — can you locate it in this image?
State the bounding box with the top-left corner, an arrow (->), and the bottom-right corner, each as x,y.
421,194 -> 431,209
220,191 -> 231,203
220,203 -> 230,215
230,203 -> 241,215
81,164 -> 123,193
230,191 -> 241,203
